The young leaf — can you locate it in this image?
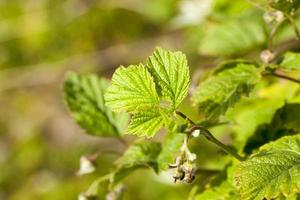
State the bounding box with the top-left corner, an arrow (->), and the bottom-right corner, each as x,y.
192,61 -> 260,121
127,109 -> 165,138
235,134 -> 300,200
105,65 -> 166,137
63,72 -> 128,137
157,132 -> 185,172
147,47 -> 190,109
111,141 -> 161,185
279,51 -> 300,71
105,64 -> 160,113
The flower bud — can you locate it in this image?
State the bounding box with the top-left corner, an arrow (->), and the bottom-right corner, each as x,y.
260,50 -> 275,64
192,129 -> 200,137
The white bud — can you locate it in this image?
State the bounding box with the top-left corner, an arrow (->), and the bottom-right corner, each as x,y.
192,129 -> 200,137
263,11 -> 284,24
77,156 -> 96,176
188,153 -> 197,161
78,193 -> 88,200
260,50 -> 275,64
274,11 -> 284,22
263,12 -> 274,24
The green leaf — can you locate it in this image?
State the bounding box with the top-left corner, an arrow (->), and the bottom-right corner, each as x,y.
111,141 -> 161,185
279,52 -> 300,71
270,0 -> 300,15
192,61 -> 260,121
157,132 -> 185,172
105,65 -> 166,137
235,134 -> 300,200
127,109 -> 165,138
147,47 -> 190,109
105,64 -> 160,113
63,72 -> 128,137
199,10 -> 265,56
195,181 -> 239,200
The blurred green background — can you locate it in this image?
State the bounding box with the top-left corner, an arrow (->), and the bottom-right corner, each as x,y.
0,0 -> 299,199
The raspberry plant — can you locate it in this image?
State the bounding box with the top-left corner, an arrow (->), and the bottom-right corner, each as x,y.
63,1 -> 300,199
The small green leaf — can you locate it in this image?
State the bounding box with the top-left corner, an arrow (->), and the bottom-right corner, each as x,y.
111,141 -> 161,185
192,61 -> 260,121
157,132 -> 185,172
105,64 -> 160,113
270,0 -> 300,15
147,47 -> 190,109
63,72 -> 128,137
279,52 -> 300,71
127,109 -> 165,138
105,48 -> 191,138
235,134 -> 300,200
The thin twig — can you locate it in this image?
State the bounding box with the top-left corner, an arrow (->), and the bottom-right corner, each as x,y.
285,14 -> 300,40
245,0 -> 266,11
176,111 -> 195,125
176,111 -> 245,161
188,126 -> 245,161
263,70 -> 300,84
268,20 -> 285,51
118,137 -> 129,147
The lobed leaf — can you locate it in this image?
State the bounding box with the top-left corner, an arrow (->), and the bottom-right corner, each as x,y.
127,109 -> 165,138
105,64 -> 160,113
192,61 -> 260,121
63,72 -> 128,137
105,64 -> 166,137
147,47 -> 190,109
105,48 -> 191,138
235,134 -> 300,200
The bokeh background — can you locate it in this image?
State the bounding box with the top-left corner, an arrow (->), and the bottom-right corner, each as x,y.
0,0 -> 299,199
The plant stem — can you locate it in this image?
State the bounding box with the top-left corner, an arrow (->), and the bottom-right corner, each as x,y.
176,111 -> 245,161
118,137 -> 129,147
263,70 -> 300,84
175,111 -> 195,125
268,19 -> 285,51
188,126 -> 245,161
285,14 -> 300,39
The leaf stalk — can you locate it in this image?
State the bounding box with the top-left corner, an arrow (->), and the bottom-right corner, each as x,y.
176,111 -> 245,161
